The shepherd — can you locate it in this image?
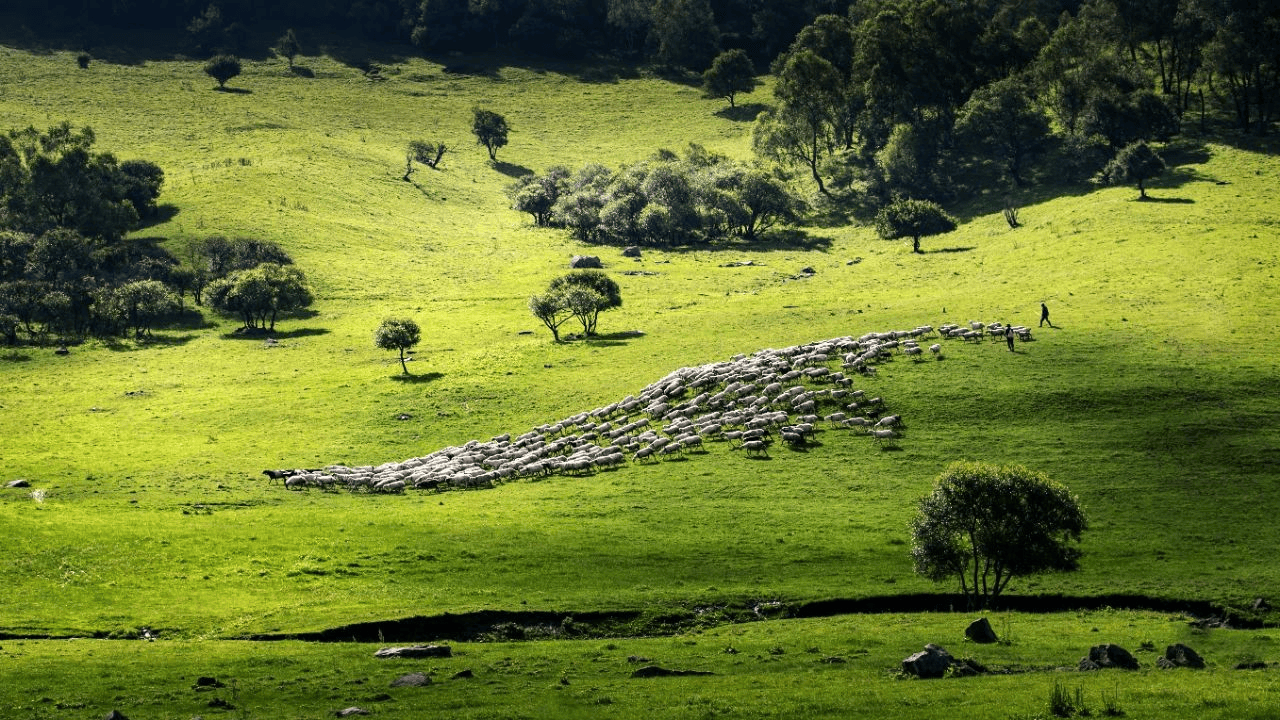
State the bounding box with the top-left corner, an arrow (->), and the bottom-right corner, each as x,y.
1004,323 -> 1015,352
1040,302 -> 1054,328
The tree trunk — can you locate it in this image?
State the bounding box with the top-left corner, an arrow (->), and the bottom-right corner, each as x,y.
913,235 -> 922,253
399,348 -> 409,374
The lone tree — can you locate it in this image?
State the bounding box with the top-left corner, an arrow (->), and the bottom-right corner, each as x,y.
874,198 -> 958,254
274,28 -> 301,68
1102,140 -> 1166,200
702,48 -> 758,108
204,54 -> 242,89
911,461 -> 1087,610
529,292 -> 571,342
472,108 -> 509,161
374,317 -> 421,374
547,270 -> 621,335
404,140 -> 447,180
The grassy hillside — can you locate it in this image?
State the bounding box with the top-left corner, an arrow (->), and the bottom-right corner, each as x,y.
0,43 -> 1278,718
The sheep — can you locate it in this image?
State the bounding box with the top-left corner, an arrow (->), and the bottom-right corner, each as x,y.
875,414 -> 901,428
841,417 -> 872,429
781,430 -> 805,446
929,343 -> 942,358
870,429 -> 898,443
262,469 -> 290,484
741,440 -> 770,457
284,476 -> 308,490
824,412 -> 847,425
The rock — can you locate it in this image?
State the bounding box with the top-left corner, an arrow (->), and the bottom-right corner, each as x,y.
6,479 -> 30,488
901,644 -> 955,679
335,708 -> 370,717
1156,657 -> 1177,669
622,246 -> 641,258
1079,644 -> 1139,670
390,672 -> 431,687
1253,597 -> 1271,611
964,617 -> 998,644
570,255 -> 603,269
1164,643 -> 1205,669
1235,660 -> 1267,670
374,644 -> 451,659
194,676 -> 225,688
626,655 -> 650,663
206,698 -> 233,709
104,712 -> 130,720
630,665 -> 714,678
54,345 -> 69,355
800,266 -> 816,274
451,669 -> 474,680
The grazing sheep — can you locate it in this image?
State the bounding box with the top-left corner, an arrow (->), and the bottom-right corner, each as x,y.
741,440 -> 770,457
870,429 -> 898,443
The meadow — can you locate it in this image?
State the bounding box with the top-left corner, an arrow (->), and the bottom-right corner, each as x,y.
0,37 -> 1278,718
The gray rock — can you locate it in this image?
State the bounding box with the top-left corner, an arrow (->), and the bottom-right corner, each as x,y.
451,669 -> 474,679
335,708 -> 370,717
6,479 -> 30,488
964,617 -> 998,644
902,643 -> 954,679
1164,643 -> 1205,669
390,672 -> 431,687
622,246 -> 641,258
374,644 -> 451,659
103,712 -> 130,720
1079,644 -> 1139,670
570,255 -> 603,269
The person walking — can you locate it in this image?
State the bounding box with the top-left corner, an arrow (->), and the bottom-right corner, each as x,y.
1040,302 -> 1054,328
1004,323 -> 1015,352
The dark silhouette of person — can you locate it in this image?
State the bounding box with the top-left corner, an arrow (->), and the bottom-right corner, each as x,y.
1040,302 -> 1054,328
1004,323 -> 1015,352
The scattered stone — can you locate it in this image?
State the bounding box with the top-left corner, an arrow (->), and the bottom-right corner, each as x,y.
1162,643 -> 1205,669
723,647 -> 738,654
194,676 -> 225,689
622,246 -> 641,258
335,708 -> 370,717
626,655 -> 651,663
206,698 -> 233,709
800,266 -> 816,274
6,479 -> 30,488
723,260 -> 756,267
374,644 -> 452,659
395,413 -> 413,421
517,330 -> 534,335
103,712 -> 130,720
451,669 -> 474,680
1079,644 -> 1139,671
820,656 -> 846,664
1235,661 -> 1267,670
630,666 -> 714,678
570,255 -> 603,269
55,345 -> 69,355
390,672 -> 431,687
901,644 -> 955,679
965,617 -> 999,644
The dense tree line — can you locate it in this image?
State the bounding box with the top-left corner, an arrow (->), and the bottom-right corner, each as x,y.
508,146 -> 801,247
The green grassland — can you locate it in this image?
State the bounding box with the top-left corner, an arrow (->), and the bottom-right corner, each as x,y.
1,43 -> 1279,718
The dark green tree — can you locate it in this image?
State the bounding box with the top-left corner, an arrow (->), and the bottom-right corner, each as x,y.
911,461 -> 1087,610
956,75 -> 1051,187
94,280 -> 179,339
756,48 -> 843,194
274,28 -> 302,68
546,270 -> 621,335
529,292 -> 571,342
650,0 -> 720,71
205,262 -> 312,331
187,3 -> 225,54
472,108 -> 510,161
508,166 -> 569,226
702,49 -> 757,108
374,317 -> 421,374
1102,140 -> 1166,199
874,198 -> 957,254
118,159 -> 165,219
404,140 -> 447,180
204,54 -> 242,89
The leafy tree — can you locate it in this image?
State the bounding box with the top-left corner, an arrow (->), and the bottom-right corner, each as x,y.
759,48 -> 843,194
956,75 -> 1051,187
546,270 -> 621,335
1102,140 -> 1166,199
508,166 -> 569,226
472,108 -> 510,161
373,317 -> 421,374
650,0 -> 720,71
874,198 -> 957,254
118,159 -> 165,219
702,49 -> 757,108
529,292 -> 572,342
404,140 -> 447,180
95,280 -> 179,339
274,28 -> 301,68
188,3 -> 225,54
204,54 -> 242,89
205,262 -> 312,331
911,461 -> 1087,610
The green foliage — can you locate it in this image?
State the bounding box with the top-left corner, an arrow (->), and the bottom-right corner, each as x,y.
204,54 -> 242,89
373,317 -> 421,374
405,139 -> 447,179
508,166 -> 569,225
546,269 -> 622,335
956,75 -> 1051,187
274,28 -> 302,68
205,262 -> 312,331
93,279 -> 180,339
873,198 -> 957,254
472,108 -> 510,161
702,48 -> 757,108
1102,141 -> 1167,199
651,0 -> 720,70
911,462 -> 1087,610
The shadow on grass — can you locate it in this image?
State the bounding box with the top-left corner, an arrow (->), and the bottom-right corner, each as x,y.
220,326 -> 330,340
1139,196 -> 1195,204
390,371 -> 444,384
714,103 -> 769,122
1,350 -> 32,362
928,246 -> 977,254
289,65 -> 316,78
491,160 -> 534,178
136,204 -> 180,229
214,86 -> 253,95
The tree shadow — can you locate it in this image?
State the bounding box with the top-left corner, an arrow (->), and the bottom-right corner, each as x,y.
135,204 -> 181,229
289,65 -> 316,78
220,326 -> 329,340
1,350 -> 32,362
390,371 -> 444,384
214,86 -> 253,95
927,246 -> 977,254
491,160 -> 534,178
1138,196 -> 1194,204
714,103 -> 770,122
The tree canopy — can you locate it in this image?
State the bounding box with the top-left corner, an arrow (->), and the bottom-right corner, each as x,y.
1102,140 -> 1167,199
205,262 -> 312,332
374,317 -> 421,374
204,54 -> 242,89
529,270 -> 622,341
472,108 -> 510,161
874,198 -> 957,254
911,461 -> 1087,610
702,49 -> 758,108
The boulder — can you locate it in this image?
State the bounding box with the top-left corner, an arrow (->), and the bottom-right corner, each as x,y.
374,644 -> 451,659
570,255 -> 603,269
964,617 -> 998,644
622,246 -> 642,258
103,712 -> 130,720
335,708 -> 370,717
901,644 -> 954,679
630,665 -> 714,678
1163,643 -> 1205,669
390,672 -> 432,687
194,676 -> 225,688
1079,644 -> 1139,670
6,479 -> 30,488
451,669 -> 474,680
800,266 -> 816,275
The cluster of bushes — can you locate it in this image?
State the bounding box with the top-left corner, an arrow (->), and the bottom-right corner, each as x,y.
508,146 -> 802,247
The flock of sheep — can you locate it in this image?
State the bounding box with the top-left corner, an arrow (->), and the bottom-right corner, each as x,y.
266,321 -> 1030,493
